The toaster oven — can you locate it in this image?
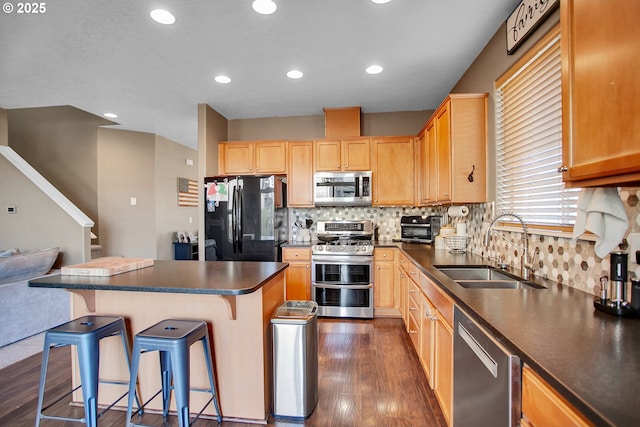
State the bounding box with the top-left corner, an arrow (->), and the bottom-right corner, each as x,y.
400,215 -> 442,243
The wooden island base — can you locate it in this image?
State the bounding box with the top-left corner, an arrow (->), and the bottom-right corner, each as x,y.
68,272 -> 284,423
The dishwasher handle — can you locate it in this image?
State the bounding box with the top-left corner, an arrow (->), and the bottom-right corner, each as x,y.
458,322 -> 498,378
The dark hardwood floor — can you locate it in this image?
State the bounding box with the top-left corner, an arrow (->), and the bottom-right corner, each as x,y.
0,318 -> 445,427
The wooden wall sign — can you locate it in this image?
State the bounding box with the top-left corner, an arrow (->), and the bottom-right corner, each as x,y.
178,177 -> 198,206
506,0 -> 559,54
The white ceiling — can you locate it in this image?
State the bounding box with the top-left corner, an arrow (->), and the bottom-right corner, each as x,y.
0,0 -> 519,149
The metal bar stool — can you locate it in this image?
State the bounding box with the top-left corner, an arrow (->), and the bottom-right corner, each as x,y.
36,315 -> 142,427
126,319 -> 222,427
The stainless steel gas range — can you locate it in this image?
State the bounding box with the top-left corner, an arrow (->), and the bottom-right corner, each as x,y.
311,220 -> 374,319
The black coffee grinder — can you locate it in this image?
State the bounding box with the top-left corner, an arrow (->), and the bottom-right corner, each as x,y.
594,250 -> 640,317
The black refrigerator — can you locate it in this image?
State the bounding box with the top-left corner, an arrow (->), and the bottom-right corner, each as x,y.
204,175 -> 288,261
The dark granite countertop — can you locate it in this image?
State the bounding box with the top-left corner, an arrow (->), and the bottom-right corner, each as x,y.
29,260 -> 288,296
396,243 -> 639,427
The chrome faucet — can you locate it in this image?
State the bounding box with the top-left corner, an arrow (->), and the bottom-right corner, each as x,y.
484,212 -> 536,280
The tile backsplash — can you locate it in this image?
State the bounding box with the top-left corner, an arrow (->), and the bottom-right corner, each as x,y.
291,187 -> 640,297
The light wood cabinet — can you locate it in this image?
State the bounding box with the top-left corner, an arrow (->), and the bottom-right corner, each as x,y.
398,255 -> 410,330
421,94 -> 487,204
419,288 -> 436,387
434,309 -> 453,426
324,106 -> 361,138
407,280 -> 421,352
521,364 -> 593,427
314,138 -> 370,171
560,0 -> 640,187
282,247 -> 311,301
426,121 -> 438,204
371,136 -> 415,206
374,248 -> 398,317
287,141 -> 314,207
421,272 -> 454,426
416,131 -> 431,206
219,141 -> 287,175
435,104 -> 452,202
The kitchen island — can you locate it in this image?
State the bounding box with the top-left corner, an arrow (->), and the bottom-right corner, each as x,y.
29,260 -> 287,423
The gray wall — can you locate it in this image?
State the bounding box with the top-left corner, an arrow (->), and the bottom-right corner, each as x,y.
97,128 -> 199,260
7,106 -> 107,239
0,108 -> 7,146
0,154 -> 89,265
227,110 -> 432,141
97,128 -> 157,258
154,135 -> 199,260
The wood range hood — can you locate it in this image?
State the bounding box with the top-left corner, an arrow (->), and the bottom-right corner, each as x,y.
323,106 -> 361,138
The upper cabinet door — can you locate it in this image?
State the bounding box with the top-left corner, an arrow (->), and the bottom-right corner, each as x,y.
254,141 -> 287,174
219,141 -> 287,175
314,137 -> 371,171
287,141 -> 314,207
426,121 -> 438,204
341,138 -> 371,171
435,103 -> 452,203
314,140 -> 342,171
561,0 -> 640,185
372,136 -> 415,206
220,142 -> 253,175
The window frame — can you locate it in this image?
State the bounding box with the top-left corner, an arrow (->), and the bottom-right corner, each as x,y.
494,24 -> 577,233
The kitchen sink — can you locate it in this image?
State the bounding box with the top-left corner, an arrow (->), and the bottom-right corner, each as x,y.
436,267 -> 546,290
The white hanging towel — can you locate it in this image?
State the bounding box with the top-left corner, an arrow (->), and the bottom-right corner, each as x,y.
572,187 -> 629,258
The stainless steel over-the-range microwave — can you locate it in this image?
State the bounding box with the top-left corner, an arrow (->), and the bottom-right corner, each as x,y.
313,171 -> 372,206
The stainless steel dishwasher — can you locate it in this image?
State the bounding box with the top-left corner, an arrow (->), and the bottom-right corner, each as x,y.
453,306 -> 521,427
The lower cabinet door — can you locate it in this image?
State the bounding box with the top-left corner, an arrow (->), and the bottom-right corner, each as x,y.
434,312 -> 453,425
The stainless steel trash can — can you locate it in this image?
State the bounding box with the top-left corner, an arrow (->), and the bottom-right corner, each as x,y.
271,300 -> 318,418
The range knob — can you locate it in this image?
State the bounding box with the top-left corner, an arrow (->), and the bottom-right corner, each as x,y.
340,246 -> 346,252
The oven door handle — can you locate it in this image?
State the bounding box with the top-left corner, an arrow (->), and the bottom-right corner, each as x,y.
311,255 -> 373,264
312,283 -> 373,290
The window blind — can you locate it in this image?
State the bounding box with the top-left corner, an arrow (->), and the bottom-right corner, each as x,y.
495,33 -> 579,227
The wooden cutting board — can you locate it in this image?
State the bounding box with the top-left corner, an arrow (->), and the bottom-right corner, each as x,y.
61,256 -> 154,276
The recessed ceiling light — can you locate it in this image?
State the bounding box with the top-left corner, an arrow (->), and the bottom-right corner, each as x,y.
371,0 -> 392,4
366,65 -> 384,75
214,75 -> 231,84
252,0 -> 277,15
286,70 -> 303,79
150,9 -> 176,25
104,112 -> 118,119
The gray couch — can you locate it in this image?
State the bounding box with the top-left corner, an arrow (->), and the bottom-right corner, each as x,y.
0,271 -> 69,347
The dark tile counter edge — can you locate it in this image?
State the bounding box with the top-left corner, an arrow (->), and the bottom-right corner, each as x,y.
379,242 -> 619,427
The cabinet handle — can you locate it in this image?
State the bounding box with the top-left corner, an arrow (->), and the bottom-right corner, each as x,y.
306,265 -> 309,269
409,329 -> 418,334
410,307 -> 419,311
376,266 -> 380,269
409,289 -> 417,294
557,165 -> 568,173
